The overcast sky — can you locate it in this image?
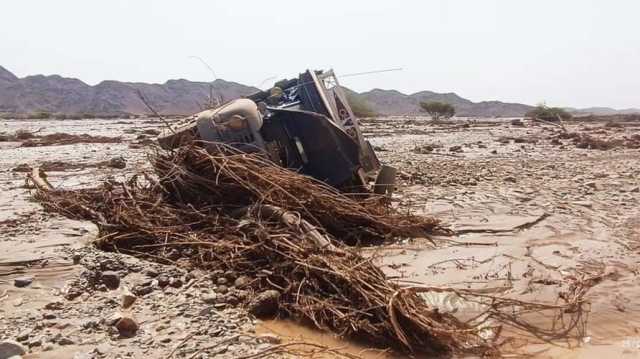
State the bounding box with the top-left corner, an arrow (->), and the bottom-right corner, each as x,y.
1,0 -> 638,109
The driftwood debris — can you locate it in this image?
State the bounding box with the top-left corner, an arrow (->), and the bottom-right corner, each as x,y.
30,143 -> 595,356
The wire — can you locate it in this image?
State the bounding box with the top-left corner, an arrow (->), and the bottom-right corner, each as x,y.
188,56 -> 218,81
340,67 -> 404,78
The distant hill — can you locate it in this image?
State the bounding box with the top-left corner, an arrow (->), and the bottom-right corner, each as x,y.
565,106 -> 640,116
0,65 -> 637,117
349,88 -> 533,117
0,66 -> 258,116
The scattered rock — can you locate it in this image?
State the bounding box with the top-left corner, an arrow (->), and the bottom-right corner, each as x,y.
233,276 -> 251,288
13,277 -> 33,288
15,329 -> 31,342
449,145 -> 463,153
144,268 -> 159,277
585,181 -> 598,190
247,290 -> 280,318
28,336 -> 43,348
80,319 -> 100,330
107,156 -> 126,169
44,301 -> 64,310
132,285 -> 153,296
65,287 -> 83,300
122,289 -> 137,308
53,334 -> 75,346
216,277 -> 228,286
504,176 -> 517,183
115,316 -> 139,337
169,278 -> 183,288
157,275 -> 170,287
94,343 -> 111,355
202,294 -> 218,304
71,253 -> 83,264
0,340 -> 26,358
100,271 -> 120,289
216,285 -> 229,294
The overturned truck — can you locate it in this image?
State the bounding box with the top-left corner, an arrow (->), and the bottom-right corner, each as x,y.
158,69 -> 396,193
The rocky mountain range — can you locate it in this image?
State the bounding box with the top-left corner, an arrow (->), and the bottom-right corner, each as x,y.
0,66 -> 257,116
348,89 -> 534,117
0,65 -> 637,117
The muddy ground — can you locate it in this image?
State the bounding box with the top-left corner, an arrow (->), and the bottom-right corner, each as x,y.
1,117 -> 639,358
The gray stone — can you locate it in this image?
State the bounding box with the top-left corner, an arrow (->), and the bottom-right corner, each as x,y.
0,340 -> 26,358
107,156 -> 126,169
247,290 -> 280,318
233,276 -> 251,289
100,271 -> 120,290
13,277 -> 33,288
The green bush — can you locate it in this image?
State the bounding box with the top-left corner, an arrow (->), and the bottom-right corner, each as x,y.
525,105 -> 572,121
31,111 -> 52,119
419,101 -> 455,121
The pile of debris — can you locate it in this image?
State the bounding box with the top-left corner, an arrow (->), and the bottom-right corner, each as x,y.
30,143 -> 593,357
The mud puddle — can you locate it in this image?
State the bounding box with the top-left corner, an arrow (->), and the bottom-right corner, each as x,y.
256,320 -> 401,359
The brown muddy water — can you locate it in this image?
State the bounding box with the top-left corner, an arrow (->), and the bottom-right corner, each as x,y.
2,117 -> 640,358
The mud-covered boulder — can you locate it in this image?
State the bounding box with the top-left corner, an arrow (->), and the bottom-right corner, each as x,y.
247,290 -> 280,317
